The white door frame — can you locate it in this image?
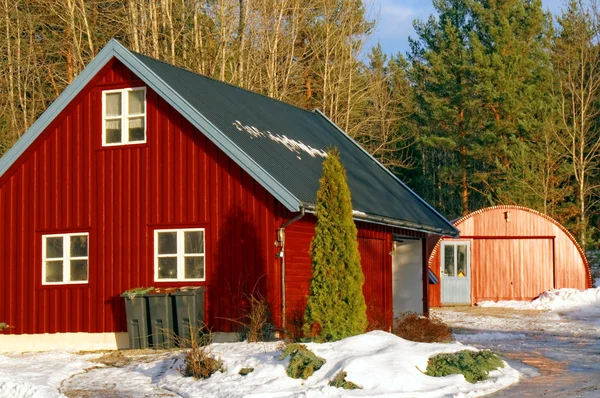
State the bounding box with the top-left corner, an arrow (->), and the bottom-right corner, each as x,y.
440,240 -> 471,305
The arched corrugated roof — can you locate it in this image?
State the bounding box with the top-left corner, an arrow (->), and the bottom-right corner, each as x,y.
428,205 -> 592,288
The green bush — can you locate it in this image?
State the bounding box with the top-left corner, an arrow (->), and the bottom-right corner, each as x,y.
239,367 -> 254,376
329,371 -> 361,389
279,343 -> 326,379
392,312 -> 453,343
426,350 -> 504,383
0,322 -> 8,331
303,148 -> 367,342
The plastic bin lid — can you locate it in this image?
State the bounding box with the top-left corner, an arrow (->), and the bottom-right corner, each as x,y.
172,286 -> 206,295
146,287 -> 178,296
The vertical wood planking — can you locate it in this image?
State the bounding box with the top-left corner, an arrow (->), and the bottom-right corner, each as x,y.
428,206 -> 591,307
0,59 -> 281,334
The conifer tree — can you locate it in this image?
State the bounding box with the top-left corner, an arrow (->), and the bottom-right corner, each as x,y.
303,148 -> 367,342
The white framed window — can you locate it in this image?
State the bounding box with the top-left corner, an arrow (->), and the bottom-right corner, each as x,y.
102,87 -> 146,145
441,241 -> 470,278
42,233 -> 89,285
154,229 -> 205,281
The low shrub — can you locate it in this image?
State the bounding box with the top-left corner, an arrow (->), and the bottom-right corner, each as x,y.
329,371 -> 361,390
178,327 -> 223,379
279,343 -> 326,379
392,312 -> 452,343
239,367 -> 254,376
182,347 -> 224,379
426,350 -> 504,383
240,294 -> 274,342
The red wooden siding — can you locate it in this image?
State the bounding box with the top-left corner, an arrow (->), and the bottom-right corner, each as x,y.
0,59 -> 284,334
428,206 -> 591,306
284,216 -> 425,331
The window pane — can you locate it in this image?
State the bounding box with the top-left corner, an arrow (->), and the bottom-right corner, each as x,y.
46,261 -> 63,282
184,231 -> 204,254
157,257 -> 177,279
46,237 -> 63,259
70,235 -> 88,257
105,93 -> 121,116
105,119 -> 122,143
444,245 -> 455,277
128,117 -> 145,142
128,90 -> 144,115
457,245 -> 468,277
157,232 -> 177,254
70,260 -> 88,281
184,256 -> 204,279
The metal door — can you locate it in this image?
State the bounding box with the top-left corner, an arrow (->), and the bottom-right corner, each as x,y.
441,241 -> 471,304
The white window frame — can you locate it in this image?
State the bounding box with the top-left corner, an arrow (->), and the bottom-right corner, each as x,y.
440,240 -> 470,278
154,228 -> 206,282
102,87 -> 147,146
42,232 -> 89,285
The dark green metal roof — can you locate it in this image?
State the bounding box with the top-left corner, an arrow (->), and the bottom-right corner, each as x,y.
0,40 -> 457,236
131,52 -> 457,236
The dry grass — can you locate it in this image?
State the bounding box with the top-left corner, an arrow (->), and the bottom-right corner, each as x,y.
242,294 -> 274,342
392,312 -> 453,343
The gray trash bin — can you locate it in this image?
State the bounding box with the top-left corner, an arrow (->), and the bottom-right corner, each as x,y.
172,287 -> 206,344
146,288 -> 177,349
120,287 -> 154,349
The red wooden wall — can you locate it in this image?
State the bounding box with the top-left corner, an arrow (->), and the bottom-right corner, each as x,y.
0,57 -> 430,337
284,215 -> 426,331
428,206 -> 592,306
0,59 -> 285,334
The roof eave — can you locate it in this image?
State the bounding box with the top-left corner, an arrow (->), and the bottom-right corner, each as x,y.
312,108 -> 460,238
303,203 -> 458,237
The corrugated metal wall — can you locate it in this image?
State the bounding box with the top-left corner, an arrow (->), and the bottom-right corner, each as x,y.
0,59 -> 284,334
428,206 -> 591,306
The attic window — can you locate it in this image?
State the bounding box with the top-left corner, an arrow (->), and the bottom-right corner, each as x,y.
102,87 -> 146,145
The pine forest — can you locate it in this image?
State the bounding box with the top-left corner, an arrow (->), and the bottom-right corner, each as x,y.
2,0 -> 600,249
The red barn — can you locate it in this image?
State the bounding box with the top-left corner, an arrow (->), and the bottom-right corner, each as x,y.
0,40 -> 457,350
428,205 -> 592,307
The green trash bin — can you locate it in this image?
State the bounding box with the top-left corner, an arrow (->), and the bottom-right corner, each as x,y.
146,288 -> 177,349
172,287 -> 206,344
120,287 -> 154,349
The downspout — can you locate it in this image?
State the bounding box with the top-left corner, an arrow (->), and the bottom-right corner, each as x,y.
277,207 -> 306,329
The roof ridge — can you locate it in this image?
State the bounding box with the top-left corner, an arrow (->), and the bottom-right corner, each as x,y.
130,50 -> 318,117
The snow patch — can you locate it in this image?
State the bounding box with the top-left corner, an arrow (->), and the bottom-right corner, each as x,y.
2,332 -> 520,398
0,351 -> 96,398
232,120 -> 327,158
477,287 -> 600,313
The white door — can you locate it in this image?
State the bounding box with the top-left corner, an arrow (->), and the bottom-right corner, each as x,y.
391,239 -> 423,316
441,241 -> 471,304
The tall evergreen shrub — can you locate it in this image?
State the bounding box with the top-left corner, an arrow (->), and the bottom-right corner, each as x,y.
303,148 -> 367,341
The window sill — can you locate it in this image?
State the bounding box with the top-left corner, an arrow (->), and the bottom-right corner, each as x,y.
97,142 -> 148,151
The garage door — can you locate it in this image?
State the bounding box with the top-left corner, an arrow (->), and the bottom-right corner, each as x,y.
472,238 -> 554,302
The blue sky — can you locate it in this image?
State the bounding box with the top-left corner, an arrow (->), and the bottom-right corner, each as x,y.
368,0 -> 565,56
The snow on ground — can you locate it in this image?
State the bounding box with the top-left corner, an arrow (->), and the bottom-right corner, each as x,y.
477,287 -> 600,313
0,351 -> 96,398
0,331 -> 520,398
